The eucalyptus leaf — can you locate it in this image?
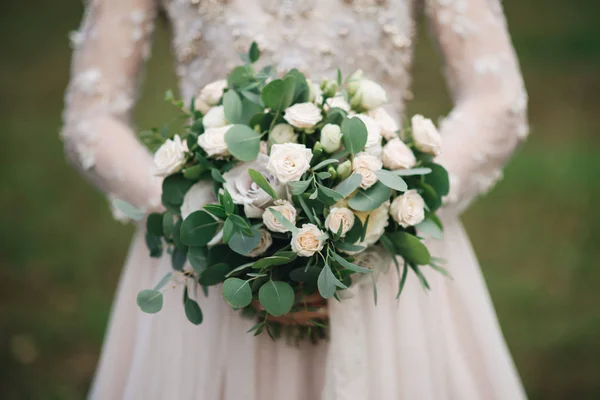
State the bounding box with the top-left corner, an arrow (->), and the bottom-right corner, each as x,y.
145,232 -> 163,258
252,256 -> 295,270
317,184 -> 344,201
112,198 -> 145,221
228,228 -> 262,256
198,263 -> 231,286
137,290 -> 163,314
221,189 -> 235,214
153,272 -> 173,291
203,204 -> 227,219
312,158 -> 339,171
162,174 -> 194,207
188,246 -> 208,275
375,169 -> 408,192
183,287 -> 203,325
267,208 -> 299,234
210,168 -> 226,184
335,173 -> 363,198
317,263 -> 346,299
147,213 -> 163,237
223,90 -> 243,123
224,124 -> 261,162
225,262 -> 254,277
183,164 -> 206,180
180,210 -> 221,247
248,168 -> 278,200
171,246 -> 187,271
258,281 -> 295,317
394,167 -> 432,176
287,180 -> 311,195
348,181 -> 392,212
332,253 -> 372,273
248,41 -> 260,63
416,218 -> 444,240
424,163 -> 450,196
222,278 -> 253,308
341,117 -> 368,154
387,232 -> 431,265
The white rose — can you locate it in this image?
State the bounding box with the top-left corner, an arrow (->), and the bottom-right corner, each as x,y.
354,79 -> 388,110
382,138 -> 416,170
308,79 -> 323,104
269,123 -> 298,144
223,154 -> 286,218
291,224 -> 326,257
355,200 -> 390,249
355,114 -> 382,150
247,229 -> 273,258
153,134 -> 188,177
263,199 -> 297,233
325,207 -> 355,237
390,189 -> 425,228
267,143 -> 313,183
352,152 -> 382,189
202,105 -> 228,128
368,107 -> 398,140
197,125 -> 231,158
320,123 -> 342,153
181,182 -> 222,246
283,102 -> 323,129
194,79 -> 227,114
411,114 -> 442,155
325,96 -> 351,112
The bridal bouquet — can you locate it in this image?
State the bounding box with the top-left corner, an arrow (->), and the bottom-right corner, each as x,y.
133,43 -> 449,340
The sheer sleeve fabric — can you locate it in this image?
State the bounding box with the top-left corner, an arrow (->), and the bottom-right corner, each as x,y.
425,0 -> 529,214
62,0 -> 162,213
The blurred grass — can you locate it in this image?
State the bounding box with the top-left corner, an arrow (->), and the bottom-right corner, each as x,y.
1,0 -> 599,398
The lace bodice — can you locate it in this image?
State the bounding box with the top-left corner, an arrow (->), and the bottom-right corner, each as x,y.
62,0 -> 528,216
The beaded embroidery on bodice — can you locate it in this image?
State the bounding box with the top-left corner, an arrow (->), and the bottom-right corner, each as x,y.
162,0 -> 415,116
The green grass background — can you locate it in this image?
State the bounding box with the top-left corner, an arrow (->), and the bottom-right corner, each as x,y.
1,0 -> 599,398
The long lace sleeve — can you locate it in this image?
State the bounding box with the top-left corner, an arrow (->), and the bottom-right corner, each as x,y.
62,0 -> 162,213
425,0 -> 529,214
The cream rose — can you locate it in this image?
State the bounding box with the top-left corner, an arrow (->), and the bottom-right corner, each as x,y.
325,207 -> 355,237
197,125 -> 231,158
291,224 -> 326,257
194,79 -> 227,114
382,138 -> 416,170
267,143 -> 313,183
352,152 -> 382,189
223,154 -> 285,218
320,123 -> 342,153
337,199 -> 389,253
368,107 -> 398,140
247,229 -> 273,258
283,102 -> 323,129
269,123 -> 298,144
202,105 -> 228,128
390,189 -> 425,228
153,134 -> 188,177
263,199 -> 297,233
354,79 -> 388,110
411,114 -> 442,155
325,96 -> 351,112
355,114 -> 382,150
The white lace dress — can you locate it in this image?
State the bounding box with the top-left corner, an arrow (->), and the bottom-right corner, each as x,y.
62,0 -> 529,399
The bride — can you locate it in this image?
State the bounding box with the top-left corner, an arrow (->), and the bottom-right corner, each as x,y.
62,0 -> 529,399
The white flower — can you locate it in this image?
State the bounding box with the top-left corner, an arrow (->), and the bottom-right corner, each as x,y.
355,114 -> 382,150
153,134 -> 188,177
352,152 -> 382,189
356,200 -> 390,248
283,102 -> 323,129
247,229 -> 273,258
325,96 -> 351,112
197,125 -> 231,158
382,138 -> 416,170
291,224 -> 326,257
202,105 -> 228,128
411,114 -> 442,155
263,199 -> 297,233
181,181 -> 216,220
325,207 -> 355,237
368,107 -> 398,140
267,143 -> 313,183
194,79 -> 227,114
320,123 -> 342,153
355,79 -> 388,110
223,154 -> 285,218
269,123 -> 298,144
390,190 -> 425,228
308,79 -> 323,104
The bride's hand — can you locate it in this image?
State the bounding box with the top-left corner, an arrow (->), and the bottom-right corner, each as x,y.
252,293 -> 328,325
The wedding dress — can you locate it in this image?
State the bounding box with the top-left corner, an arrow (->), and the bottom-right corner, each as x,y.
62,0 -> 529,399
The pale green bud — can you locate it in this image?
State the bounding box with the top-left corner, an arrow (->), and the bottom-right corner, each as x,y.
337,160 -> 352,180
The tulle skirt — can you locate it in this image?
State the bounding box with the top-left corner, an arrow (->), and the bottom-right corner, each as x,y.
89,213 -> 527,400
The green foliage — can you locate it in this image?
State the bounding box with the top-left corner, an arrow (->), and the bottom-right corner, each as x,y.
375,169 -> 408,192
137,290 -> 163,314
248,169 -> 278,199
183,287 -> 203,325
162,174 -> 194,207
222,278 -> 253,308
223,90 -> 243,123
341,117 -> 368,154
224,124 -> 261,162
386,231 -> 431,265
180,210 -> 221,247
348,181 -> 393,212
228,228 -> 261,256
258,281 -> 295,317
317,262 -> 346,299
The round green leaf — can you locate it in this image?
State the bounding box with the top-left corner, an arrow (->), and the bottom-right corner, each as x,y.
137,290 -> 163,314
424,163 -> 450,196
199,263 -> 231,286
162,174 -> 194,206
258,281 -> 295,317
224,124 -> 260,162
261,79 -> 284,109
348,181 -> 392,212
341,117 -> 368,154
375,169 -> 408,192
388,231 -> 431,265
180,210 -> 220,247
317,264 -> 346,299
184,297 -> 203,325
146,213 -> 163,236
228,228 -> 262,256
222,278 -> 253,308
223,90 -> 243,124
